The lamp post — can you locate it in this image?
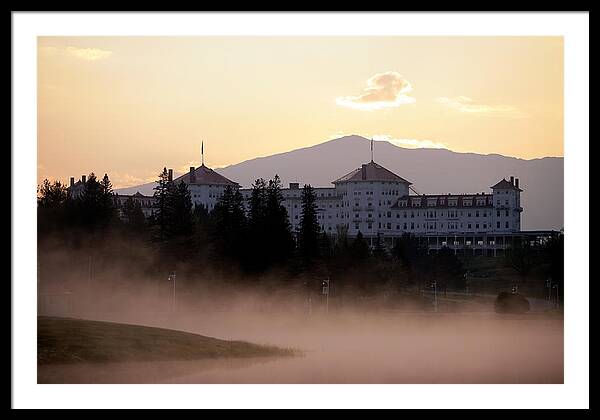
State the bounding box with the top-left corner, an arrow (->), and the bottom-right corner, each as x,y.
322,278 -> 330,315
168,271 -> 177,313
431,280 -> 438,312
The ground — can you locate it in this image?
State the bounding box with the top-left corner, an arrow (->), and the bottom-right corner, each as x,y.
38,316 -> 296,365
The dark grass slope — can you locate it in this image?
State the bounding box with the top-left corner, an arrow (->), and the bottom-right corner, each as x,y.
38,316 -> 297,364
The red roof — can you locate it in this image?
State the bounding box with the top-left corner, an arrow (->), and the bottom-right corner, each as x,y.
333,161 -> 412,184
491,178 -> 523,191
174,164 -> 238,186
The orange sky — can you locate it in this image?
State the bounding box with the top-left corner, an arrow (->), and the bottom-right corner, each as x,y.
38,36 -> 563,188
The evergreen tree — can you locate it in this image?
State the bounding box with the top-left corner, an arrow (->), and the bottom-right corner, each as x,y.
245,178 -> 268,271
297,184 -> 320,266
79,173 -> 102,230
504,238 -> 535,276
153,168 -> 173,241
431,246 -> 466,294
169,181 -> 193,237
37,179 -> 68,208
99,173 -> 116,226
349,231 -> 370,261
392,233 -> 428,273
75,172 -> 116,230
193,203 -> 210,224
37,179 -> 70,235
212,185 -> 247,263
318,229 -> 332,260
372,233 -> 388,259
265,175 -> 294,265
248,178 -> 267,231
122,197 -> 146,232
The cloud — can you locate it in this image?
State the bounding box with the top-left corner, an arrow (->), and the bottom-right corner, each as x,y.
436,96 -> 524,118
177,161 -> 202,174
39,45 -> 113,61
336,71 -> 416,110
109,172 -> 157,189
65,46 -> 113,61
373,134 -> 448,150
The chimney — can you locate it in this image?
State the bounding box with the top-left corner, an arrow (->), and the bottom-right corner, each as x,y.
289,182 -> 299,190
515,178 -> 520,188
361,164 -> 367,180
510,176 -> 514,185
189,167 -> 195,183
82,175 -> 86,183
70,177 -> 74,187
168,169 -> 173,182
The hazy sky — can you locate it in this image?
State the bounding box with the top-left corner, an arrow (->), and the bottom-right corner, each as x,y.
38,36 -> 563,188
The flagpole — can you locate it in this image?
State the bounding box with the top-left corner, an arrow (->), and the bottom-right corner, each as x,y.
371,138 -> 374,162
201,141 -> 204,166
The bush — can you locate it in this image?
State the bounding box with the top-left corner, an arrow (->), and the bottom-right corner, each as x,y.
494,292 -> 530,314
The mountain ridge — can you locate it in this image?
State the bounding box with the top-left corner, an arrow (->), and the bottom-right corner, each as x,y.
116,135 -> 563,230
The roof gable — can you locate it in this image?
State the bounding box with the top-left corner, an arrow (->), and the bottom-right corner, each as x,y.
333,161 -> 412,184
491,179 -> 523,191
174,164 -> 238,186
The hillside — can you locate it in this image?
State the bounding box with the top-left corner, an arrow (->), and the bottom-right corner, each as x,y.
116,135 -> 563,230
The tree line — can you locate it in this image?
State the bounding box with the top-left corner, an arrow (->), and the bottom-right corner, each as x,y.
37,170 -> 562,300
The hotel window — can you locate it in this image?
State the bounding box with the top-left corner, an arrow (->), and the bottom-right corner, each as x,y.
387,223 -> 391,229
468,224 -> 472,229
476,224 -> 479,229
411,222 -> 414,229
368,223 -> 372,229
497,221 -> 500,228
497,210 -> 500,217
355,223 -> 359,229
505,221 -> 509,228
403,223 -> 407,229
505,210 -> 509,216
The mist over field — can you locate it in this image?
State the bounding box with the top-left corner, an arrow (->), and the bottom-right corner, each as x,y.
38,232 -> 563,384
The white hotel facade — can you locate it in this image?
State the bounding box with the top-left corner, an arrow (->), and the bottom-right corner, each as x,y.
91,154 -> 546,255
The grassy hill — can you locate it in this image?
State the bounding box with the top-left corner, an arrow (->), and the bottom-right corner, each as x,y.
38,317 -> 297,364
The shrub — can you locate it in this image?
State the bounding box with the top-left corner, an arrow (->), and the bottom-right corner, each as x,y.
494,292 -> 530,314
